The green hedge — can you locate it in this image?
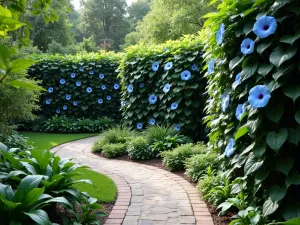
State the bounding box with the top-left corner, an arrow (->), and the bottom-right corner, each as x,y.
203,0 -> 300,221
119,35 -> 207,139
28,52 -> 122,119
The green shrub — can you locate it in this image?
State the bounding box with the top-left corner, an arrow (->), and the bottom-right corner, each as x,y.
197,167 -> 223,197
1,131 -> 33,151
92,139 -> 107,153
144,125 -> 177,144
102,143 -> 127,158
102,125 -> 136,144
185,152 -> 219,182
127,136 -> 152,160
162,143 -> 207,171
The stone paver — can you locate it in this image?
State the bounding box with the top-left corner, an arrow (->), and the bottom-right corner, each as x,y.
51,137 -> 213,225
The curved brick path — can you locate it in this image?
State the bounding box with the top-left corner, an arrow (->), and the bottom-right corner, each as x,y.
51,137 -> 213,225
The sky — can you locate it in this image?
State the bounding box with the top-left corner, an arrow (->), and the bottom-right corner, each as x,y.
71,0 -> 136,10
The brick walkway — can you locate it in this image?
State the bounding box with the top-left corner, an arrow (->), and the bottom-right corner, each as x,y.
51,137 -> 214,225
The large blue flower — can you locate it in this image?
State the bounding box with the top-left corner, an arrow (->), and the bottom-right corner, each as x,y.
174,124 -> 181,132
66,94 -> 71,101
233,73 -> 241,89
191,64 -> 198,71
136,123 -> 143,130
236,103 -> 247,120
164,62 -> 173,71
208,59 -> 215,75
71,73 -> 76,78
46,99 -> 51,104
140,83 -> 145,88
163,83 -> 171,93
152,62 -> 159,72
221,94 -> 230,112
253,16 -> 277,39
248,85 -> 271,109
171,102 -> 178,110
101,85 -> 106,90
181,70 -> 191,81
149,94 -> 157,104
114,84 -> 119,90
127,84 -> 133,93
107,96 -> 111,101
73,101 -> 78,106
48,87 -> 54,93
216,23 -> 225,45
149,118 -> 156,126
56,109 -> 60,114
76,81 -> 81,87
60,79 -> 66,85
99,74 -> 105,79
63,105 -> 68,110
79,67 -> 84,72
98,98 -> 103,104
89,70 -> 94,75
225,138 -> 235,157
86,87 -> 92,93
241,38 -> 255,55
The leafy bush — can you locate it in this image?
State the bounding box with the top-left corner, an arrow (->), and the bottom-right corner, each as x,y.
202,0 -> 300,220
102,143 -> 127,158
185,152 -> 219,182
102,125 -> 135,144
143,125 -> 177,144
162,143 -> 207,171
92,139 -> 107,153
1,131 -> 33,151
127,136 -> 152,160
28,53 -> 121,120
197,167 -> 223,197
119,35 -> 207,139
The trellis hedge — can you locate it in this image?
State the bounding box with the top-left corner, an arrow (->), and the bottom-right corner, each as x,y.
28,53 -> 122,120
119,36 -> 207,139
203,0 -> 300,221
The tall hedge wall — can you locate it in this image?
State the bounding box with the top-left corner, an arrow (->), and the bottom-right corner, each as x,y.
203,0 -> 300,221
119,36 -> 207,139
28,53 -> 122,120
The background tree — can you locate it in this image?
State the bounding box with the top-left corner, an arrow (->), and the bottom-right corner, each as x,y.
127,0 -> 151,28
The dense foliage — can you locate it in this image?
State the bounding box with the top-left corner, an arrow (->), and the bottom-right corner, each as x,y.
119,36 -> 207,139
28,53 -> 122,119
203,0 -> 300,222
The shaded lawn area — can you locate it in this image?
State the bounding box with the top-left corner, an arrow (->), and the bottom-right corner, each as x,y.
21,132 -> 116,203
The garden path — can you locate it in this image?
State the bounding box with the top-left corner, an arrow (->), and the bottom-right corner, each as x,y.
51,137 -> 213,225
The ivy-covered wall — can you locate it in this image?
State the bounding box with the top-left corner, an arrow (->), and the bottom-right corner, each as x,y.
119,36 -> 207,139
203,0 -> 300,221
28,53 -> 122,120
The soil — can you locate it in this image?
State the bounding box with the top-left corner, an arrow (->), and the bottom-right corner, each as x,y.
93,153 -> 231,225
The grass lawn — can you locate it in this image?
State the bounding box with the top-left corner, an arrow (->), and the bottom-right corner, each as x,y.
21,132 -> 116,203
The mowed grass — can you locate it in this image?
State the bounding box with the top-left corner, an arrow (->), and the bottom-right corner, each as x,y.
20,132 -> 117,202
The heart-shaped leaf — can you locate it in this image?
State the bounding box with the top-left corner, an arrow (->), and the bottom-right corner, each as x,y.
269,46 -> 297,67
286,170 -> 300,187
263,198 -> 279,216
269,185 -> 287,202
277,157 -> 294,175
241,62 -> 258,81
280,30 -> 300,45
266,128 -> 288,151
257,42 -> 272,54
266,105 -> 284,123
287,126 -> 300,145
258,63 -> 273,76
235,125 -> 248,140
229,55 -> 244,71
284,84 -> 300,103
253,143 -> 266,158
244,152 -> 264,176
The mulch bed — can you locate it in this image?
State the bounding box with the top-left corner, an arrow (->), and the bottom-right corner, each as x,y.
93,152 -> 231,225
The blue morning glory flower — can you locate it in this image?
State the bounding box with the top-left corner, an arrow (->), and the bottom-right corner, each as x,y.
73,101 -> 78,106
89,70 -> 94,75
46,99 -> 51,104
136,123 -> 143,130
236,103 -> 247,120
48,87 -> 54,93
56,109 -> 60,114
71,73 -> 76,78
248,85 -> 271,109
241,38 -> 255,55
164,62 -> 173,71
174,124 -> 181,132
66,94 -> 71,101
233,73 -> 241,89
140,83 -> 145,88
127,84 -> 133,93
171,102 -> 178,110
114,84 -> 119,90
253,16 -> 277,39
99,74 -> 105,79
63,105 -> 68,110
216,23 -> 225,45
149,118 -> 156,126
60,79 -> 66,85
225,138 -> 235,157
79,67 -> 84,72
191,64 -> 198,71
163,83 -> 171,93
121,101 -> 126,107
98,98 -> 103,104
101,85 -> 106,90
221,94 -> 230,112
107,96 -> 111,101
149,94 -> 157,104
181,70 -> 191,81
208,59 -> 215,75
152,62 -> 159,72
76,81 -> 81,87
86,87 -> 92,93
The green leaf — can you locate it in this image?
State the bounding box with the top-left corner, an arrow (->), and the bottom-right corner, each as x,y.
284,84 -> 300,103
266,105 -> 284,123
269,46 -> 297,68
258,63 -> 273,76
257,42 -> 272,54
287,126 -> 300,145
253,143 -> 266,158
286,170 -> 300,187
10,59 -> 35,73
263,198 -> 279,216
282,202 -> 300,221
8,80 -> 45,91
295,111 -> 300,124
14,175 -> 43,202
23,187 -> 45,208
24,209 -> 51,225
266,128 -> 288,151
244,152 -> 264,176
229,55 -> 244,71
269,185 -> 287,202
276,157 -> 294,176
272,64 -> 295,81
235,126 -> 248,140
280,30 -> 300,45
241,62 -> 258,81
273,218 -> 300,225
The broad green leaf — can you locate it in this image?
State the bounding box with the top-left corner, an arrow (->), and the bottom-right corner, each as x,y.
247,116 -> 262,134
8,80 -> 45,91
229,55 -> 244,71
241,62 -> 258,81
284,84 -> 300,103
276,157 -> 294,175
244,152 -> 264,176
286,170 -> 300,186
253,143 -> 266,158
287,126 -> 300,145
266,105 -> 284,123
257,42 -> 271,54
269,185 -> 287,202
10,59 -> 35,73
272,218 -> 300,225
280,30 -> 300,45
295,111 -> 300,124
272,64 -> 295,81
235,126 -> 248,140
24,209 -> 50,225
258,64 -> 273,76
23,187 -> 45,208
269,46 -> 297,68
15,175 -> 43,202
282,202 -> 300,221
263,198 -> 279,216
266,128 -> 288,151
